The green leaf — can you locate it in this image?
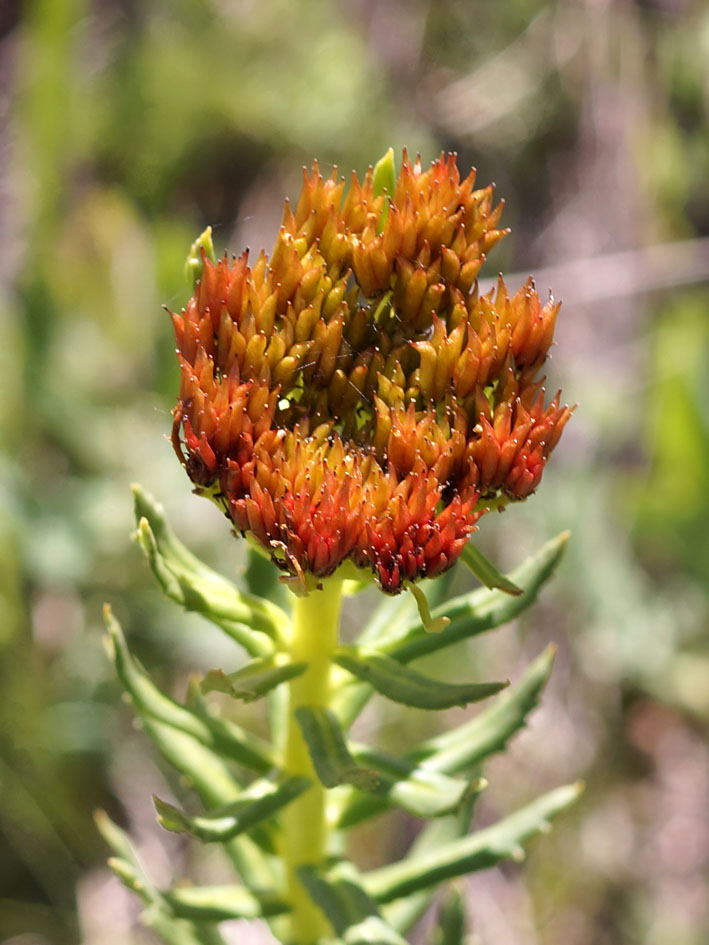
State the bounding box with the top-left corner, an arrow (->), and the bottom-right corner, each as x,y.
95,809 -> 146,873
106,856 -> 153,905
154,775 -> 310,842
97,811 -> 160,907
142,906 -> 226,945
140,717 -> 277,889
342,916 -> 409,945
140,717 -> 243,806
331,539 -> 563,727
386,531 -> 570,664
102,619 -> 275,893
336,571 -> 457,727
459,543 -> 523,596
338,745 -> 483,826
104,606 -> 275,773
435,889 -> 466,945
334,646 -> 507,710
408,646 -> 557,774
295,707 -> 383,791
298,860 -> 408,945
98,812 -> 227,945
383,793 -> 478,934
165,884 -> 289,921
201,656 -> 306,702
132,484 -> 287,650
364,781 -> 584,903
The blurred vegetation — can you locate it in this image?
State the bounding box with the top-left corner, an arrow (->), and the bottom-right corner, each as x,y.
1,1 -> 708,944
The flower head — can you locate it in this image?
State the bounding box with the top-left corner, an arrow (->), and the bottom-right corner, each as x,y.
171,151 -> 572,592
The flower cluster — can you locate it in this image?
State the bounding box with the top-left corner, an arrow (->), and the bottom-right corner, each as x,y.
171,152 -> 571,591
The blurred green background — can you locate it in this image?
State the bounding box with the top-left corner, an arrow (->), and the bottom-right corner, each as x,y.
1,0 -> 708,943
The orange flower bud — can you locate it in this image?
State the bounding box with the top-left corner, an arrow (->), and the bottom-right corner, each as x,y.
171,152 -> 571,592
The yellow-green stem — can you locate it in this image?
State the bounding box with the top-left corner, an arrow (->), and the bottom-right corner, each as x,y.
281,577 -> 343,945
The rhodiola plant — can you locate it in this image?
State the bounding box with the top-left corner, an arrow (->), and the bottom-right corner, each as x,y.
99,149 -> 580,945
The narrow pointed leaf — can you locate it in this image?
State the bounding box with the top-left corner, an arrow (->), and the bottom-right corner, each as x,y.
337,571 -> 457,727
165,884 -> 289,921
154,776 -> 310,842
460,543 -> 522,596
343,916 -> 411,945
140,717 -> 242,806
97,812 -> 160,907
104,606 -> 275,773
132,484 -> 287,649
95,809 -> 147,872
106,856 -> 153,905
337,746 -> 483,826
386,531 -> 570,664
295,707 -> 383,791
298,860 -> 408,945
334,646 -> 507,710
142,905 -> 226,945
107,697 -> 274,888
141,719 -> 277,888
98,812 -> 227,945
201,656 -> 306,702
408,646 -> 557,774
364,781 -> 584,903
435,889 -> 466,945
134,516 -> 274,654
332,538 -> 563,726
383,792 -> 478,933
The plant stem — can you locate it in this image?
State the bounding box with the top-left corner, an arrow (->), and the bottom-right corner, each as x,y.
281,577 -> 343,945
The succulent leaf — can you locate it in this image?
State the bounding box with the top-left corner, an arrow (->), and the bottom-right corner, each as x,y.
459,542 -> 523,595
334,646 -> 507,710
104,605 -> 275,773
96,812 -> 226,945
387,530 -> 570,663
435,889 -> 466,945
154,776 -> 310,842
338,746 -> 483,826
364,781 -> 584,903
408,645 -> 557,773
132,484 -> 287,650
201,656 -> 307,702
382,792 -> 478,934
295,706 -> 382,791
298,860 -> 407,945
164,885 -> 289,921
